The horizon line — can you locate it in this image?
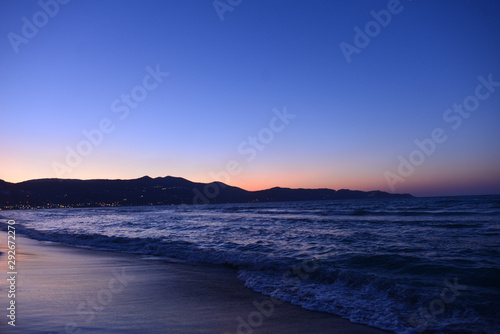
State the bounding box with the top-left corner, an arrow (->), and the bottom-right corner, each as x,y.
3,174 -> 499,198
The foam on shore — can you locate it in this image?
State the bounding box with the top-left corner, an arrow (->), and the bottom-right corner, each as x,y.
0,231 -> 390,333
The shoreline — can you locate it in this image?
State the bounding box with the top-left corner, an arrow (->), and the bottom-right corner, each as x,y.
0,231 -> 391,333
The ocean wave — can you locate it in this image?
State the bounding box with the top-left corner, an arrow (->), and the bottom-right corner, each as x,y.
2,196 -> 499,333
4,221 -> 486,333
0,221 -> 291,271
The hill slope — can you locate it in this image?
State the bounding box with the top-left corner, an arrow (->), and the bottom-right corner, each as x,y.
0,176 -> 413,209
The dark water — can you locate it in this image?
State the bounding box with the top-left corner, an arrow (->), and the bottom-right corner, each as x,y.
2,195 -> 499,333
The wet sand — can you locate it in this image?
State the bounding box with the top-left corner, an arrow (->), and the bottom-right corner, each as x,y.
0,231 -> 391,333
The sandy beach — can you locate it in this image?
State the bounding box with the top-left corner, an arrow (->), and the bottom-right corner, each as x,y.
0,231 -> 390,333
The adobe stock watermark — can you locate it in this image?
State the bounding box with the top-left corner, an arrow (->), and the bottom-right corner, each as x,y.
213,0 -> 243,22
65,267 -> 135,334
339,0 -> 411,64
407,278 -> 467,333
51,64 -> 169,178
227,259 -> 318,334
384,73 -> 500,192
7,0 -> 70,54
193,106 -> 296,204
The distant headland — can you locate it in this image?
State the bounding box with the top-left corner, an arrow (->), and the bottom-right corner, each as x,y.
0,176 -> 414,209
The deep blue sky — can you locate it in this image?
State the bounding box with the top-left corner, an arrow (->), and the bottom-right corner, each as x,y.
1,0 -> 499,196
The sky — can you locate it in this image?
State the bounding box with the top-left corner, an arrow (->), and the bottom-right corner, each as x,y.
1,0 -> 499,197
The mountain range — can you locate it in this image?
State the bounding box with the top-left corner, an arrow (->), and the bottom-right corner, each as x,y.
0,176 -> 414,209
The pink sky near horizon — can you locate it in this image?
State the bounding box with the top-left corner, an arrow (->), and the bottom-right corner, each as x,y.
1,153 -> 499,197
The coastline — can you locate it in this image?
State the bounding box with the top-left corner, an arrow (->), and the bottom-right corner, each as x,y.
0,231 -> 391,333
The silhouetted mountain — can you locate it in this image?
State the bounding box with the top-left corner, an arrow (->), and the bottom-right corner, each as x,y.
0,176 -> 413,209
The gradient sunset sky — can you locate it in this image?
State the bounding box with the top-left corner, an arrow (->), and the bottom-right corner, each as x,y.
1,0 -> 499,197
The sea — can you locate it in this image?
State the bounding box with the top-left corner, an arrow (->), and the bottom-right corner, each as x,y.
1,195 -> 499,333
